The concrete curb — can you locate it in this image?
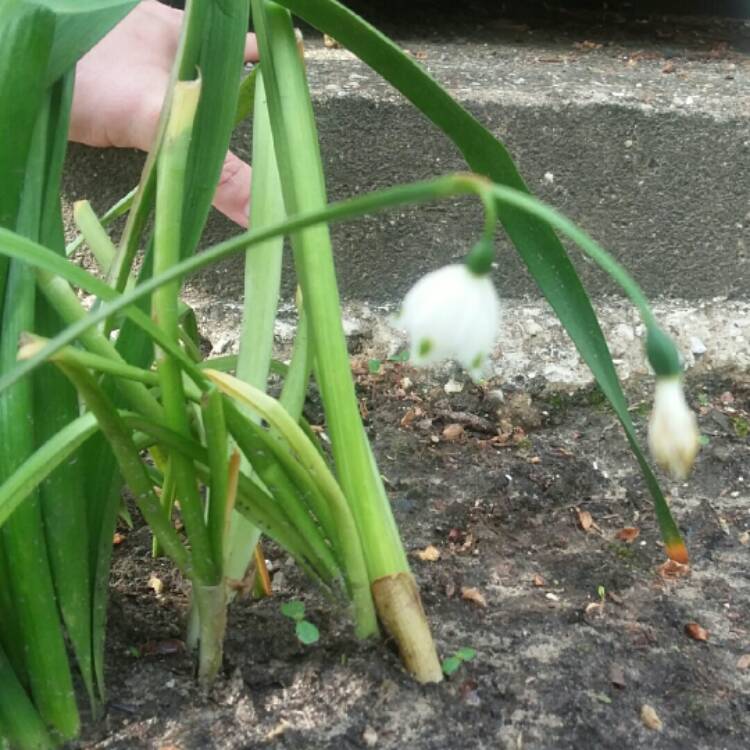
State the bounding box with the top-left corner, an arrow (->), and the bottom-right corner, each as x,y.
62,35 -> 749,306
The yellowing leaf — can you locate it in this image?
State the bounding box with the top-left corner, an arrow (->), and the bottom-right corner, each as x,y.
615,527 -> 640,543
442,423 -> 464,441
576,508 -> 594,531
461,587 -> 487,608
415,544 -> 441,562
641,704 -> 663,731
684,622 -> 709,642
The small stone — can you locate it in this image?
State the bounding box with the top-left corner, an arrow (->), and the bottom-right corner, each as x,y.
690,336 -> 707,355
363,726 -> 378,747
543,171 -> 554,184
148,574 -> 164,596
444,378 -> 464,394
525,320 -> 543,336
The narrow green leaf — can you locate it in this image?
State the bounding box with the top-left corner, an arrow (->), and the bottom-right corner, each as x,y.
0,413 -> 98,529
0,1 -> 54,301
202,387 -> 229,571
226,68 -> 285,594
0,643 -> 54,750
35,69 -> 97,710
1,76 -> 79,739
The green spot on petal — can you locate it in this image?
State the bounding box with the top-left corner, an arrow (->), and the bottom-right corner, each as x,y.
471,353 -> 484,370
419,338 -> 433,357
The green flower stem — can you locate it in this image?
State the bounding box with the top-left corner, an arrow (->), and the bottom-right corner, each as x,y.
251,1 -> 407,592
2,173 -> 660,395
153,78 -> 218,593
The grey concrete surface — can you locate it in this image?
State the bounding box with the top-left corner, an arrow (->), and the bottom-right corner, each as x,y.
62,27 -> 750,305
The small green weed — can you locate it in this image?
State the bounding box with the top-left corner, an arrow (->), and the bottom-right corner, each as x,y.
280,600 -> 320,645
441,646 -> 477,676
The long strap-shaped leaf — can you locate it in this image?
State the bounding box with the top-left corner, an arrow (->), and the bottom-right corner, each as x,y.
272,0 -> 686,561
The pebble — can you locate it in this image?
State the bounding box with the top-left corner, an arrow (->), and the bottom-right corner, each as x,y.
525,320 -> 544,336
690,336 -> 707,355
444,378 -> 464,394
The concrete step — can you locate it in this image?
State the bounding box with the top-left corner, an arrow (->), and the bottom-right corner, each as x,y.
63,21 -> 749,309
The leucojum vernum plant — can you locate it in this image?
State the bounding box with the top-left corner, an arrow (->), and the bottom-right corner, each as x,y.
0,0 -> 699,746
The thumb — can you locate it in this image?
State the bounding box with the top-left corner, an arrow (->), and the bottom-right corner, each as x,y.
213,150 -> 252,227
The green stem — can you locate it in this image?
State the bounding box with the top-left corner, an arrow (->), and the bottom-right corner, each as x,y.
66,188 -> 136,257
208,370 -> 376,637
154,78 -> 218,590
252,1 -> 407,589
225,68 -> 287,591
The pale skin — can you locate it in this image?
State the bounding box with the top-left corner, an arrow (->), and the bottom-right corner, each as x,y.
69,0 -> 259,227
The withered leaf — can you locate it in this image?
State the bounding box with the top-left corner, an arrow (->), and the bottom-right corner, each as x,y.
531,574 -> 546,588
615,527 -> 640,543
641,704 -> 663,731
657,559 -> 691,579
576,508 -> 594,531
415,544 -> 441,562
442,423 -> 465,441
684,622 -> 709,642
737,654 -> 750,670
461,587 -> 487,608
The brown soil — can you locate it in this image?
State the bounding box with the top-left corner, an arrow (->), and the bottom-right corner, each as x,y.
72,364 -> 750,749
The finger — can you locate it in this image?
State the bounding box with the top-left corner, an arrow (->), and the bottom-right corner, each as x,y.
213,151 -> 252,227
244,32 -> 259,62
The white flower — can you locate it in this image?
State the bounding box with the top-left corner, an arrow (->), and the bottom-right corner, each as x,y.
648,376 -> 700,480
396,264 -> 501,380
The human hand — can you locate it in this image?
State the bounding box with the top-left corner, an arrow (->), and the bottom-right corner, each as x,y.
69,0 -> 258,227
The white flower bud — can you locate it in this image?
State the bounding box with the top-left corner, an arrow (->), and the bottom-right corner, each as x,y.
648,376 -> 700,480
396,264 -> 501,381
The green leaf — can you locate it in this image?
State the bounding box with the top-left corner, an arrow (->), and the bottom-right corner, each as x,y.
441,656 -> 461,676
0,643 -> 54,750
281,600 -> 305,621
295,619 -> 320,645
273,0 -> 686,562
455,647 -> 476,662
37,0 -> 139,85
367,359 -> 381,375
0,1 -> 54,296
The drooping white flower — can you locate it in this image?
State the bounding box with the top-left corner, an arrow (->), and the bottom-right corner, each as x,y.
648,376 -> 700,480
396,264 -> 501,381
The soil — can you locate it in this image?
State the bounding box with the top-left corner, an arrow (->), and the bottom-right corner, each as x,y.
71,363 -> 750,750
